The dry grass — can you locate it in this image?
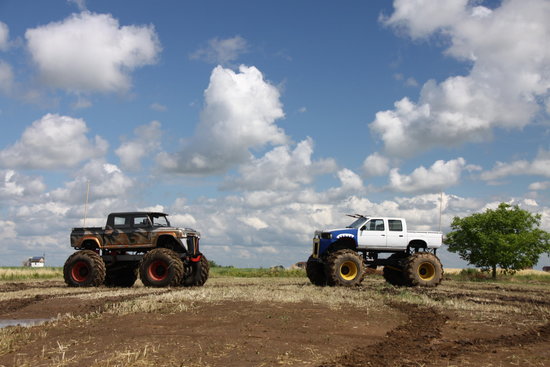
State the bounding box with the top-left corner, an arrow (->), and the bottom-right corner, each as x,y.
106,278 -> 385,315
90,344 -> 161,367
0,267 -> 62,281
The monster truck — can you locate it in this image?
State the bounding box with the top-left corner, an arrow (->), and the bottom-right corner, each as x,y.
64,212 -> 209,288
307,215 -> 443,287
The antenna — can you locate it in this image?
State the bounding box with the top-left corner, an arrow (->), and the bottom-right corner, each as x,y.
83,180 -> 90,227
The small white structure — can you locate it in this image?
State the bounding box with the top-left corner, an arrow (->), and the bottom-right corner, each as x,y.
23,256 -> 45,268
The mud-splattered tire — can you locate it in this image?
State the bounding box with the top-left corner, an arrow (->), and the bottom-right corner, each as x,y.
105,265 -> 138,288
382,253 -> 408,286
325,249 -> 365,287
383,266 -> 407,286
139,248 -> 184,287
404,252 -> 443,287
64,250 -> 106,287
306,255 -> 327,286
181,254 -> 209,287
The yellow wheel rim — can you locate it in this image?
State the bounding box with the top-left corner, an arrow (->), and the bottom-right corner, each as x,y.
418,262 -> 436,281
340,261 -> 358,281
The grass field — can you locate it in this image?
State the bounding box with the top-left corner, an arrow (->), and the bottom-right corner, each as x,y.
2,265 -> 549,283
0,267 -> 63,281
0,266 -> 549,366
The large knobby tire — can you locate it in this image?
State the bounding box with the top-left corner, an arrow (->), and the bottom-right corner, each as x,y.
64,250 -> 106,287
181,254 -> 210,287
404,252 -> 443,287
306,255 -> 327,286
325,249 -> 365,287
139,248 -> 184,287
105,265 -> 138,288
383,266 -> 407,286
382,253 -> 408,287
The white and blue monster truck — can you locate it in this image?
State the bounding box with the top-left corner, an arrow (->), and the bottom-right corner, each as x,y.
307,215 -> 444,287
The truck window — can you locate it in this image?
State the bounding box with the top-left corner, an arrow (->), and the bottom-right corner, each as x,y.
113,216 -> 128,228
367,219 -> 385,231
388,220 -> 403,231
133,216 -> 150,227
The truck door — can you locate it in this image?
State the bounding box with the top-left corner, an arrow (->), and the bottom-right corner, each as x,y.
129,214 -> 153,245
386,219 -> 407,249
104,215 -> 130,247
357,218 -> 387,249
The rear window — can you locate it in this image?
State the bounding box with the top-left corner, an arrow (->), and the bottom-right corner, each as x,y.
388,220 -> 403,231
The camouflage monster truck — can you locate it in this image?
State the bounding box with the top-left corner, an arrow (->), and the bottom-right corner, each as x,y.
64,212 -> 209,288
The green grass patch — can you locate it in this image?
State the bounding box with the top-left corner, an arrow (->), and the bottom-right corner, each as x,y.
0,267 -> 63,281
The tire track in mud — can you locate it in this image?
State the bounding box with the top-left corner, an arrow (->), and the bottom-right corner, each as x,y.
442,321 -> 550,359
0,281 -> 65,293
318,302 -> 449,367
0,288 -> 173,319
414,288 -> 550,307
318,298 -> 550,367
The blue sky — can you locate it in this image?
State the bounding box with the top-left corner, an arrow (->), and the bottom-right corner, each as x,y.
0,0 -> 549,269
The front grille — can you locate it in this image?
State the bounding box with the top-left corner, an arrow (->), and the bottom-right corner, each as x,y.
313,239 -> 320,258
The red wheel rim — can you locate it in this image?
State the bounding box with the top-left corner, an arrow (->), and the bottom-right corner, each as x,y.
148,260 -> 168,281
71,261 -> 90,283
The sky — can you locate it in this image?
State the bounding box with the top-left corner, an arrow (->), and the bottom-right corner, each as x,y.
0,0 -> 549,269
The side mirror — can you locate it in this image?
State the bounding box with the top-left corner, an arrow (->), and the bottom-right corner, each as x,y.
360,225 -> 366,231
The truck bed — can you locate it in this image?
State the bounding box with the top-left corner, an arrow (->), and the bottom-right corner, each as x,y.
408,230 -> 441,235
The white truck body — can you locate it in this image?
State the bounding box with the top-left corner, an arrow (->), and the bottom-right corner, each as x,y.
356,217 -> 442,250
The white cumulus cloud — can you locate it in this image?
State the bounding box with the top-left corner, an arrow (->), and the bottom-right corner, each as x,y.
373,0 -> 550,157
222,138 -> 337,191
0,170 -> 46,202
0,22 -> 9,51
157,65 -> 287,175
116,121 -> 162,170
529,181 -> 550,191
49,160 -> 134,203
481,150 -> 550,181
389,158 -> 466,193
190,36 -> 248,65
25,12 -> 161,93
382,0 -> 468,39
362,152 -> 390,177
0,114 -> 108,169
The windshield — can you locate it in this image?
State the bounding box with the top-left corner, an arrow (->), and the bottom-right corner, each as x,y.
346,217 -> 368,229
151,215 -> 170,227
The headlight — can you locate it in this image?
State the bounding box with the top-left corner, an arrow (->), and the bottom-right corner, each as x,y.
321,232 -> 332,239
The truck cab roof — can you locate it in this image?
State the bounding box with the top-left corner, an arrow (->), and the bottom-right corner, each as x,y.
109,212 -> 169,217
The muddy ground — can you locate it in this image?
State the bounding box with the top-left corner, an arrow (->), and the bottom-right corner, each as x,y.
0,277 -> 548,367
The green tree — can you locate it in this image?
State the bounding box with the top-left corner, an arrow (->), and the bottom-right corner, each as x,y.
446,203 -> 550,278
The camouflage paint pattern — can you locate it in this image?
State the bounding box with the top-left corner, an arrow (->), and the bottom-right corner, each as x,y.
70,212 -> 199,252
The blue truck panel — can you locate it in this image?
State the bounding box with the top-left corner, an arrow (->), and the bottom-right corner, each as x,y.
318,228 -> 358,256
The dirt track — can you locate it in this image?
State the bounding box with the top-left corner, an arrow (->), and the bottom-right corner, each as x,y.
0,278 -> 548,367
